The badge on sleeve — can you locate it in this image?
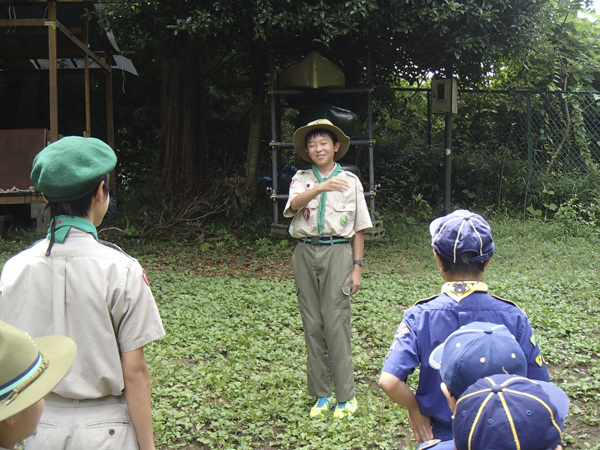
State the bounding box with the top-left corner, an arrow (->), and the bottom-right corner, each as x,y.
306,182 -> 313,190
530,333 -> 537,347
142,268 -> 150,286
395,323 -> 410,339
535,353 -> 544,367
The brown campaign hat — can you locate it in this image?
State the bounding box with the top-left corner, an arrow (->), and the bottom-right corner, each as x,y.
293,119 -> 350,162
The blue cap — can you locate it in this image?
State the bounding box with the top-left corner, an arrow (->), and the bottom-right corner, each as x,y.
453,374 -> 569,450
430,209 -> 494,263
429,322 -> 527,397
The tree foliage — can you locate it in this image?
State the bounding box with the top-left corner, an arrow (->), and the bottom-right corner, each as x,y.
98,0 -> 600,214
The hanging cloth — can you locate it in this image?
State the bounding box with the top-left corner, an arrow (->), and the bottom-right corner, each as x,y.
311,163 -> 343,236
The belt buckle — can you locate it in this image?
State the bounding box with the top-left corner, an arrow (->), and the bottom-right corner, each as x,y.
310,236 -> 319,245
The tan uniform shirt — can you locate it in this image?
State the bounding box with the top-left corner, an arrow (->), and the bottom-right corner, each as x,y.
283,169 -> 372,238
0,228 -> 165,400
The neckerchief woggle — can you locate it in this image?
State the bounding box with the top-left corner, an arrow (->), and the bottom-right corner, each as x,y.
312,163 -> 343,236
46,215 -> 98,243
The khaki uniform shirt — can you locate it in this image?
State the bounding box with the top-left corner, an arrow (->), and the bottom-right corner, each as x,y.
283,169 -> 372,238
0,229 -> 165,400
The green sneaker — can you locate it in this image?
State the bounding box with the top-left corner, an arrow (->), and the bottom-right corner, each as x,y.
333,396 -> 358,419
310,395 -> 336,418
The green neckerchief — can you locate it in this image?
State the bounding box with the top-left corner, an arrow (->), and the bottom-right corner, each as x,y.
46,215 -> 98,243
312,163 -> 343,236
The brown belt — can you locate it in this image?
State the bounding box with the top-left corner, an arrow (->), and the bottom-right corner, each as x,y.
45,392 -> 124,407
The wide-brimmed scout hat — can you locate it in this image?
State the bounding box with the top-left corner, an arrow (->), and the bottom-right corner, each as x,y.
0,321 -> 76,421
453,374 -> 569,450
429,209 -> 494,264
429,322 -> 527,397
31,136 -> 116,202
292,119 -> 350,162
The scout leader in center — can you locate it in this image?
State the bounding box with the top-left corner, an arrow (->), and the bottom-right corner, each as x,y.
284,119 -> 372,419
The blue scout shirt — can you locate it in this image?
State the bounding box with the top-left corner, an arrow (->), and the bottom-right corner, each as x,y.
382,281 -> 550,427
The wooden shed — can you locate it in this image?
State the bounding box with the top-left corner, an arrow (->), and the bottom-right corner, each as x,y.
0,0 -> 134,231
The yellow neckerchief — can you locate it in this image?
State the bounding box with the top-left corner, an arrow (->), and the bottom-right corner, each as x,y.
441,281 -> 488,303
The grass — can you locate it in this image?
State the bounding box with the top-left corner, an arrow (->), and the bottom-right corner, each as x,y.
1,214 -> 600,449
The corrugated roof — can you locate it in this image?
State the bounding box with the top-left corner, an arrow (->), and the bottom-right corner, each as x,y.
0,1 -> 136,75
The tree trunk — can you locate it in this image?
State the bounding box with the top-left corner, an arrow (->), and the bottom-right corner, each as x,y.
159,44 -> 207,198
243,49 -> 266,200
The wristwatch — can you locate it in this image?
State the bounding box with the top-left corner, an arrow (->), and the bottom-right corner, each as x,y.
353,259 -> 364,267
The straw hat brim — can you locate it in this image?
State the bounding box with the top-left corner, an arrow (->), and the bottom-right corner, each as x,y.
0,335 -> 76,421
293,120 -> 350,162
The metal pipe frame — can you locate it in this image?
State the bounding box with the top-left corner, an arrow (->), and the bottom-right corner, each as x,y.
267,52 -> 377,226
269,52 -> 279,225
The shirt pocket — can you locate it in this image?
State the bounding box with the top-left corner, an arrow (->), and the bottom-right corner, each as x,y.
332,201 -> 356,232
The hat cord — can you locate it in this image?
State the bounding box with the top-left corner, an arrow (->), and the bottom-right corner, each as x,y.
45,203 -> 57,256
1,355 -> 49,405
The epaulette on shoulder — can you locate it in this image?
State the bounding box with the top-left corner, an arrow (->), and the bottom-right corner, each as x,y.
413,294 -> 439,306
491,294 -> 523,311
342,170 -> 360,180
98,239 -> 134,260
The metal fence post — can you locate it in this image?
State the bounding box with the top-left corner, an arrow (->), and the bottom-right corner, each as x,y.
527,93 -> 532,180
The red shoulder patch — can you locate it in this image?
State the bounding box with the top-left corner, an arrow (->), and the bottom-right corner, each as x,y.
142,269 -> 150,286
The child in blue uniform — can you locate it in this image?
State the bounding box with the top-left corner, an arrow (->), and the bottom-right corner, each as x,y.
284,119 -> 372,419
379,210 -> 550,443
417,374 -> 569,450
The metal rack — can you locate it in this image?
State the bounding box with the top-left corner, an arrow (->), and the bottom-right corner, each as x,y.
266,53 -> 379,233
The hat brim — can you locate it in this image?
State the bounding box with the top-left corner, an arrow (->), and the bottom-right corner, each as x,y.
0,335 -> 76,421
538,381 -> 570,429
293,121 -> 350,162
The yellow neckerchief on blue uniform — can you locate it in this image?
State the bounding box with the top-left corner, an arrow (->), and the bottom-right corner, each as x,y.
312,163 -> 342,236
441,281 -> 488,303
46,215 -> 98,243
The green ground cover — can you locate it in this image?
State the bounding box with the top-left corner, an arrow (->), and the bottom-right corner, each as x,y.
1,216 -> 599,449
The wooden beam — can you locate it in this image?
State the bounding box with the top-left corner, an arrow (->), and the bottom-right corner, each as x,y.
0,47 -> 101,59
0,19 -> 47,27
0,0 -> 112,4
0,194 -> 45,205
0,26 -> 81,36
0,68 -> 111,75
54,20 -> 111,72
82,17 -> 91,137
105,52 -> 115,192
48,1 -> 58,142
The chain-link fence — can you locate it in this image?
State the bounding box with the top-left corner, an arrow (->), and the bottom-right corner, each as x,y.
458,90 -> 600,177
368,88 -> 600,210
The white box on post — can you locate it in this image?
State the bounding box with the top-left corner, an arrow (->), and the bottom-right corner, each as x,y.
431,78 -> 458,114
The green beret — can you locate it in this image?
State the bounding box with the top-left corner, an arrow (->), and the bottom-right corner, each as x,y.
31,136 -> 116,200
